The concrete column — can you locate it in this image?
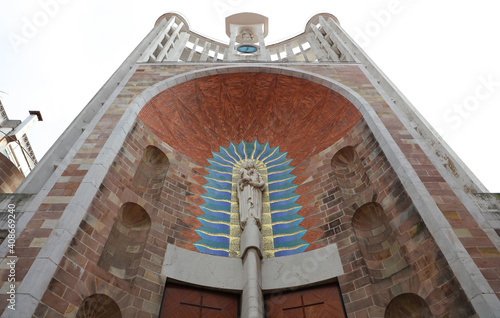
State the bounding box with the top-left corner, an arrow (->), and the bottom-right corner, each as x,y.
319,16 -> 355,62
256,26 -> 270,60
285,44 -> 296,62
305,33 -> 328,62
309,23 -> 339,61
139,16 -> 176,63
240,217 -> 264,318
165,32 -> 190,62
156,21 -> 185,62
224,24 -> 238,61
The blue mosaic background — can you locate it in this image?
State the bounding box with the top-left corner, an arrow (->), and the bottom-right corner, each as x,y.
193,140 -> 309,257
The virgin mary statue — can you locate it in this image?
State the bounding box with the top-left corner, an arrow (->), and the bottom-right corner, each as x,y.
237,160 -> 265,229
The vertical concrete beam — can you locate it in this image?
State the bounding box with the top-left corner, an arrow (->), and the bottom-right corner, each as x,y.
165,32 -> 190,62
285,44 -> 296,62
309,24 -> 339,61
200,42 -> 211,62
139,16 -> 176,63
305,33 -> 328,62
240,217 -> 264,318
319,16 -> 355,62
242,248 -> 264,318
155,22 -> 184,62
256,26 -> 270,61
275,47 -> 282,61
212,45 -> 220,62
297,42 -> 309,62
187,38 -> 200,62
224,24 -> 238,61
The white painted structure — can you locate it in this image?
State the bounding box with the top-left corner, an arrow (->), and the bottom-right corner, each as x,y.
0,100 -> 40,177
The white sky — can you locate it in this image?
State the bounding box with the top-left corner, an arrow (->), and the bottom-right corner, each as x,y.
0,0 -> 499,192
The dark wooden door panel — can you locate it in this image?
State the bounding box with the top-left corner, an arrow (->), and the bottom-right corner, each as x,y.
265,284 -> 346,318
160,284 -> 239,318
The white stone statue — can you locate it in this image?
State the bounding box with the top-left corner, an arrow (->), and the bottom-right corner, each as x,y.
237,160 -> 265,229
240,28 -> 254,42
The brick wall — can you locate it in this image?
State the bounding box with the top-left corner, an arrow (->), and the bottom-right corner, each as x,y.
290,118 -> 475,317
294,64 -> 500,302
3,64 -> 496,317
36,117 -> 475,317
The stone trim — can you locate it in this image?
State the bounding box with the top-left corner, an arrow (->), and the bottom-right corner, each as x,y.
261,243 -> 343,291
161,243 -> 343,292
162,244 -> 243,291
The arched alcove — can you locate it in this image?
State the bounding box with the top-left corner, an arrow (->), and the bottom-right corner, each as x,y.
385,293 -> 432,318
137,72 -> 363,167
352,202 -> 406,279
132,145 -> 169,198
98,202 -> 151,280
331,146 -> 370,200
77,294 -> 121,318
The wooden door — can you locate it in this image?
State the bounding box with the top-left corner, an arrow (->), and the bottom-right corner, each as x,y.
160,284 -> 239,318
265,284 -> 346,318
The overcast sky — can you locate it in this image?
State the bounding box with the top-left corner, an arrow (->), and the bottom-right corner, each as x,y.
1,0 -> 499,192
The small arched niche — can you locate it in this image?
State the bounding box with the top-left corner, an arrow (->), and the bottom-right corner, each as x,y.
331,146 -> 370,200
385,293 -> 432,318
77,294 -> 121,318
132,145 -> 169,198
98,202 -> 151,280
352,202 -> 406,279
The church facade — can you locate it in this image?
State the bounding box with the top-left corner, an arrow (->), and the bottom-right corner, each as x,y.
0,12 -> 499,317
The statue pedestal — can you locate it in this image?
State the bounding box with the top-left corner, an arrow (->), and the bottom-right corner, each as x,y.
240,217 -> 264,318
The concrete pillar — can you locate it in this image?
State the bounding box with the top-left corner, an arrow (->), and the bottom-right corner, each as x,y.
156,21 -> 184,62
319,16 -> 355,62
306,33 -> 328,61
165,32 -> 190,62
139,16 -> 176,63
240,217 -> 264,318
256,26 -> 270,60
285,44 -> 296,62
224,24 -> 238,60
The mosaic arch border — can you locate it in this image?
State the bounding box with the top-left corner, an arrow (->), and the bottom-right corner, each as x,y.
123,65 -> 497,315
